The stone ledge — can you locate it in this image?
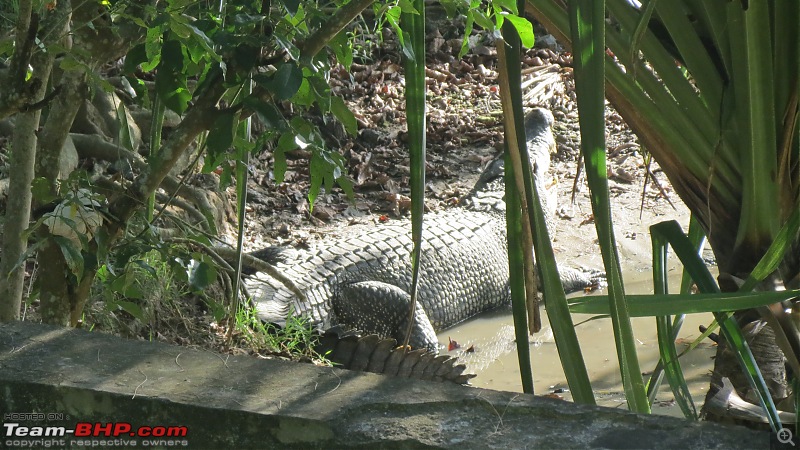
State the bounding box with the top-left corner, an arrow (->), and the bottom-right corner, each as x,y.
0,322 -> 769,449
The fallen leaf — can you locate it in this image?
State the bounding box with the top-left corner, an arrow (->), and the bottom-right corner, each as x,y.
448,337 -> 460,351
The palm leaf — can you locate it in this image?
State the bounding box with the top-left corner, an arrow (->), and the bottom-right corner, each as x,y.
400,0 -> 426,348
567,0 -> 649,413
497,12 -> 535,394
650,221 -> 782,431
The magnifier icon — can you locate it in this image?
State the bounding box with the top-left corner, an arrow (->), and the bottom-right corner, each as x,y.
778,428 -> 796,446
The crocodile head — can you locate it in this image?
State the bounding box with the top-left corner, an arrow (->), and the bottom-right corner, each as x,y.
464,107 -> 557,220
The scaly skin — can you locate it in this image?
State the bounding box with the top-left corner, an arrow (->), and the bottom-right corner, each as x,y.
246,108 -> 603,352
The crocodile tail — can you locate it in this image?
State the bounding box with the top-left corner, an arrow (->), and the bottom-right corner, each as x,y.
248,246 -> 298,265
317,327 -> 476,385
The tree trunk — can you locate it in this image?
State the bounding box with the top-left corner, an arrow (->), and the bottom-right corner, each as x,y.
702,316 -> 788,429
0,110 -> 41,321
0,3 -> 69,321
35,62 -> 91,326
32,0 -> 138,325
36,242 -> 72,325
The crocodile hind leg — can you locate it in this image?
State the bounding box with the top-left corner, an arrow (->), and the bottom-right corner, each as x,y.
332,281 -> 439,353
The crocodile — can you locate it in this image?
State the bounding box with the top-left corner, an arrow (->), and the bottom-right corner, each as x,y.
245,108 -> 602,352
316,327 -> 476,384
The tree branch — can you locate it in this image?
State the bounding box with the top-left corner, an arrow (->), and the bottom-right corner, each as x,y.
300,0 -> 375,64
105,70 -> 228,239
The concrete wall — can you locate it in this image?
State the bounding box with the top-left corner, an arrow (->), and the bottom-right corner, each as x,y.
0,322 -> 770,449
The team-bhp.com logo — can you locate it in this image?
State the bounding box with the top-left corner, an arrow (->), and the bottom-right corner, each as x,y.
4,421 -> 189,447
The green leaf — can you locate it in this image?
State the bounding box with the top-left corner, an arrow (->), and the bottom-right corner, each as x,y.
336,175 -> 354,200
9,239 -> 46,277
399,30 -> 415,61
234,135 -> 256,155
654,313 -> 697,419
207,111 -> 237,156
650,219 -> 782,431
629,0 -> 658,71
497,14 -> 595,401
0,35 -> 13,57
31,178 -> 58,205
257,62 -> 303,101
114,300 -> 146,321
308,153 -> 323,210
273,150 -> 288,184
498,13 -> 534,396
281,0 -> 301,15
289,115 -> 315,137
495,0 -> 518,13
274,33 -> 301,61
646,213 -> 705,419
188,259 -> 217,292
231,13 -> 267,26
570,291 -> 800,316
131,259 -> 157,277
233,44 -> 261,74
385,6 -> 406,54
155,40 -> 191,114
472,9 -> 493,30
245,98 -> 287,131
568,0 -> 648,413
205,297 -> 227,321
529,0 -> 796,429
739,187 -> 800,292
184,23 -> 219,62
167,258 -> 189,284
502,14 -> 534,48
116,102 -> 136,152
397,0 -> 420,14
58,56 -> 87,74
459,10 -> 475,58
144,26 -> 164,71
123,44 -> 149,74
329,31 -> 354,69
167,0 -> 194,8
288,77 -> 313,106
168,14 -> 193,39
52,235 -> 84,279
400,0 -> 428,355
307,74 -> 332,105
331,96 -> 358,136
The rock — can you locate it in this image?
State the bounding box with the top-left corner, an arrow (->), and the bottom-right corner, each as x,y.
537,34 -> 562,52
42,188 -> 104,247
72,90 -> 142,151
58,134 -> 79,179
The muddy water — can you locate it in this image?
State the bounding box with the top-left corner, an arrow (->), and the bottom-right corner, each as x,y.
438,270 -> 717,418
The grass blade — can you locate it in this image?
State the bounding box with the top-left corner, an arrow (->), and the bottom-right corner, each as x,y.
570,291 -> 800,316
400,0 -> 426,348
568,0 -> 648,413
648,217 -> 701,419
497,11 -> 535,394
649,221 -> 782,432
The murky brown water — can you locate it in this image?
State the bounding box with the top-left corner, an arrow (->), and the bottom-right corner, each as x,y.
438,269 -> 716,419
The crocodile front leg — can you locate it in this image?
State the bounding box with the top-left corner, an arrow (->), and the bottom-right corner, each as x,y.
557,266 -> 607,293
